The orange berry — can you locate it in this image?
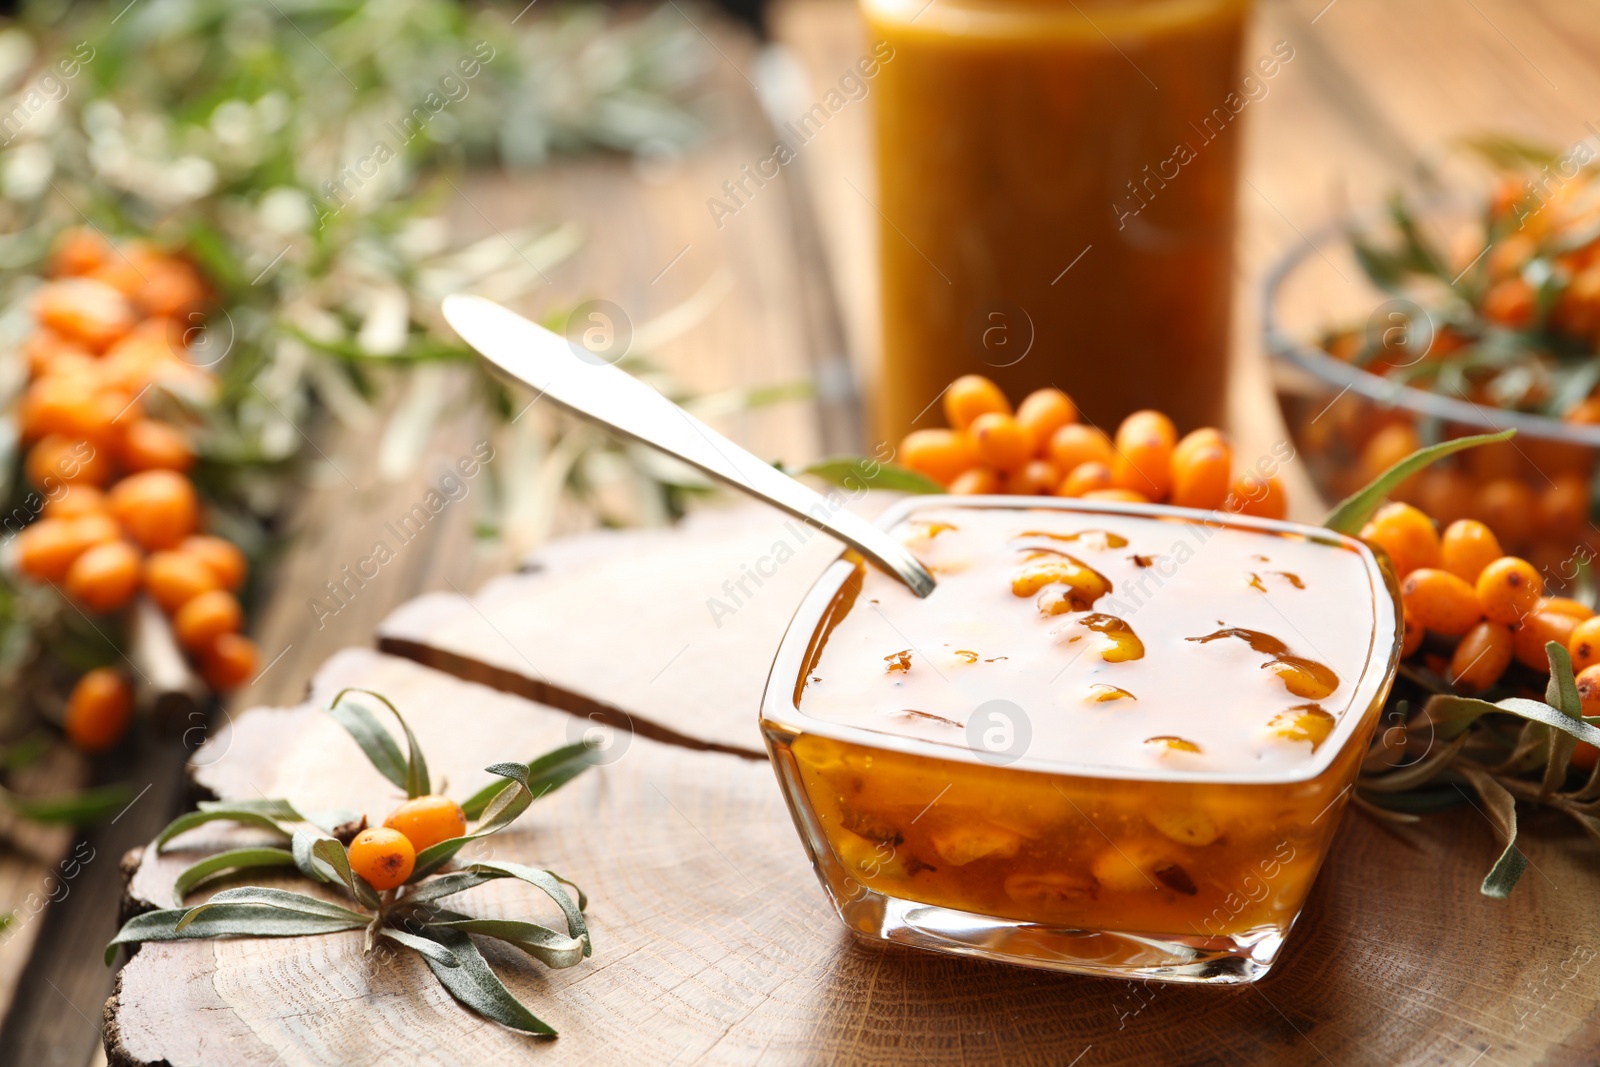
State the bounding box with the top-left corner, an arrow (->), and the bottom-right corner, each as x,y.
1083,488 -> 1149,504
144,550 -> 221,613
968,412 -> 1032,471
1569,616 -> 1600,672
1514,610 -> 1581,672
1228,472 -> 1287,520
1358,423 -> 1422,492
179,535 -> 247,591
1058,461 -> 1114,498
41,485 -> 108,521
1009,459 -> 1062,497
1448,622 -> 1513,693
384,795 -> 468,854
1538,596 -> 1595,621
119,419 -> 195,473
1015,389 -> 1076,453
1360,503 -> 1441,579
201,633 -> 258,691
1415,466 -> 1474,528
136,260 -> 206,318
899,428 -> 979,486
1439,520 -> 1503,584
1474,479 -> 1536,548
109,470 -> 199,550
1538,473 -> 1589,537
1475,556 -> 1543,625
49,227 -> 113,277
15,519 -> 90,582
1401,610 -> 1424,658
1482,277 -> 1536,328
347,827 -> 415,891
942,375 -> 1010,431
65,540 -> 141,614
1046,423 -> 1114,474
1169,439 -> 1232,511
27,436 -> 110,490
20,377 -> 119,443
948,468 -> 1001,494
1400,568 -> 1484,637
63,668 -> 132,753
34,278 -> 135,352
1575,664 -> 1600,772
1111,411 -> 1175,500
173,590 -> 242,653
22,330 -> 92,377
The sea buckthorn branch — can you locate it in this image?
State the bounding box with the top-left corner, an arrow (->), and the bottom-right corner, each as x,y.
106,691 -> 601,1036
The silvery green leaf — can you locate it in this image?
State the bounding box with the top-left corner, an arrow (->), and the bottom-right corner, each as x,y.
1323,430 -> 1515,534
1542,642 -> 1581,794
430,917 -> 585,969
1456,764 -> 1527,899
106,898 -> 368,965
460,740 -> 598,820
465,862 -> 589,952
327,688 -> 429,798
800,458 -> 942,496
154,801 -> 302,851
379,926 -> 459,967
415,925 -> 556,1036
173,848 -> 297,900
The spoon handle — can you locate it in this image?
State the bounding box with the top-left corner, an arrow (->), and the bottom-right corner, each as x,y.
441,295 -> 936,598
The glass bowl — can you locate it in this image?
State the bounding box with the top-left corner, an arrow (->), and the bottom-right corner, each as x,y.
759,495 -> 1401,983
1264,218 -> 1600,587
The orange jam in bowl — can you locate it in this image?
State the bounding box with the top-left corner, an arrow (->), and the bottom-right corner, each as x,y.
760,497 -> 1401,982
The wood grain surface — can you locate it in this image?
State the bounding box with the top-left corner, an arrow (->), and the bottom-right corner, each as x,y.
110,648 -> 1600,1066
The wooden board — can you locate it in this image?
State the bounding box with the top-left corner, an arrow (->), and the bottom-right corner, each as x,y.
109,646 -> 1600,1066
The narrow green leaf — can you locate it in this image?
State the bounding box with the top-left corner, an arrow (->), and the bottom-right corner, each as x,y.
415,926 -> 557,1036
1358,733 -> 1469,793
397,871 -> 496,908
1322,430 -> 1516,534
106,903 -> 368,965
430,917 -> 586,969
1457,765 -> 1527,899
175,887 -> 370,930
466,862 -> 590,953
326,691 -> 409,793
2,782 -> 131,825
329,688 -> 430,799
460,741 -> 598,820
174,848 -> 297,899
1541,642 -> 1582,793
799,457 -> 943,496
379,927 -> 460,967
154,804 -> 300,851
1423,693 -> 1600,746
292,829 -> 381,909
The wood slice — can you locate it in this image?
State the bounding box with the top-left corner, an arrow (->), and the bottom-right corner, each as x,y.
378,499 -> 896,758
110,648 -> 1600,1066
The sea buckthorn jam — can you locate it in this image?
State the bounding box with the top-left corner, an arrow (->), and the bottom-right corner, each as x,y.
761,498 -> 1401,983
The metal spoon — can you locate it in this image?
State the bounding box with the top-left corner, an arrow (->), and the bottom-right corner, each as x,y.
441,294 -> 937,598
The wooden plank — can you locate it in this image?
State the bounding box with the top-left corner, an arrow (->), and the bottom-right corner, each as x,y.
110,647 -> 1600,1065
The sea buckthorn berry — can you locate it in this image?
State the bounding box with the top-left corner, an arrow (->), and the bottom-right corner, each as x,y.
1010,459 -> 1062,497
1401,611 -> 1424,658
1475,557 -> 1543,625
1083,488 -> 1149,504
347,827 -> 415,891
1439,520 -> 1503,584
1169,440 -> 1231,511
948,467 -> 1001,495
1513,610 -> 1581,672
1474,479 -> 1536,548
15,519 -> 89,582
23,330 -> 92,377
179,535 -> 247,591
69,512 -> 122,551
1111,410 -> 1175,499
942,375 -> 1010,431
899,428 -> 978,485
1482,277 -> 1536,328
120,419 -> 195,473
27,435 -> 110,489
173,590 -> 243,653
1569,616 -> 1600,672
201,633 -> 259,691
109,470 -> 198,550
1416,466 -> 1474,528
49,227 -> 113,277
1537,596 -> 1595,621
384,795 -> 468,854
968,412 -> 1032,471
1228,472 -> 1287,520
1057,461 -> 1114,498
1046,423 -> 1114,474
1360,503 -> 1441,579
1574,665 -> 1600,773
1448,621 -> 1514,693
1015,388 -> 1076,452
137,260 -> 206,318
144,550 -> 221,613
65,540 -> 142,614
1538,473 -> 1590,536
35,278 -> 135,351
1171,427 -> 1226,468
63,668 -> 132,753
1400,568 -> 1483,637
41,486 -> 108,521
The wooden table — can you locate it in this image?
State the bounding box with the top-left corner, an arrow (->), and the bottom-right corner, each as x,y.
7,0 -> 1600,1062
